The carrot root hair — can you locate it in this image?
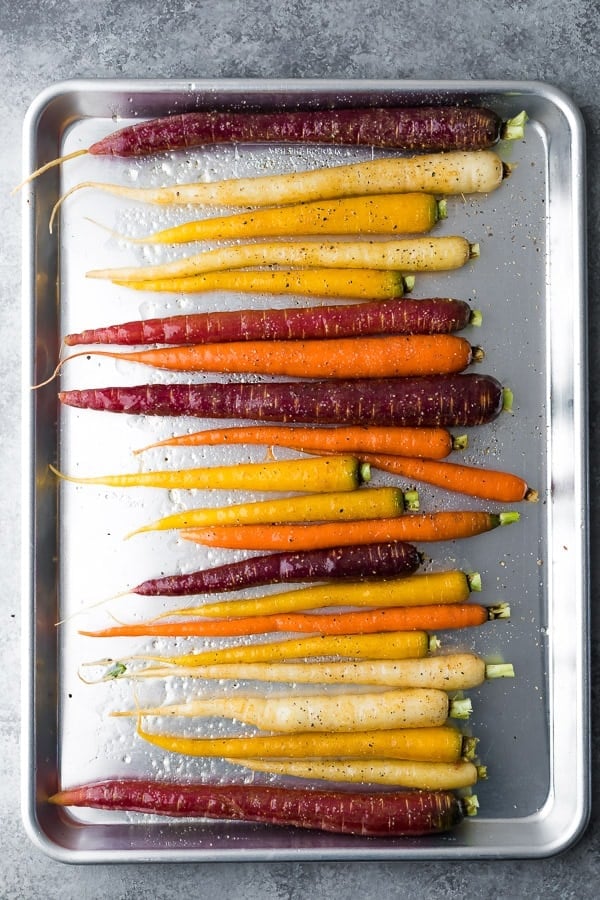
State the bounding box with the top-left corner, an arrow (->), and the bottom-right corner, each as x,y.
12,148 -> 89,195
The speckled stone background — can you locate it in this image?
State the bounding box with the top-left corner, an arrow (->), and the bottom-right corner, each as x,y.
1,1 -> 598,897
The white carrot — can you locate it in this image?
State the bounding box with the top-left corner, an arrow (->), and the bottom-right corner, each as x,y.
232,757 -> 481,790
51,150 -> 506,228
112,687 -> 470,732
121,654 -> 513,692
87,236 -> 477,283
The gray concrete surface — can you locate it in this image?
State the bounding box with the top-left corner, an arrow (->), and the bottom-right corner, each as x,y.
1,0 -> 598,897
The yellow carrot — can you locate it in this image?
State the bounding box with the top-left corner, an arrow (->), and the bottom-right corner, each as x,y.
167,570 -> 479,619
95,631 -> 434,679
232,757 -> 481,790
120,193 -> 445,244
87,236 -> 478,283
113,267 -> 412,299
112,687 -> 467,732
50,454 -> 369,494
132,724 -> 470,762
128,486 -> 415,537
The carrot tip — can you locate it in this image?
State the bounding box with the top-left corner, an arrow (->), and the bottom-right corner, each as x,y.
11,148 -> 89,194
525,488 -> 539,502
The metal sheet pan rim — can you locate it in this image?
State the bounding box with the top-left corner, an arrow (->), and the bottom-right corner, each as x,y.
21,77 -> 590,863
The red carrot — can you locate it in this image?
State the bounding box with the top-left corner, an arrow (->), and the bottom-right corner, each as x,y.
48,778 -> 477,836
58,374 -> 507,427
131,541 -> 421,597
183,510 -> 520,552
63,298 -> 478,347
362,453 -> 537,503
78,601 -> 510,639
54,334 -> 477,380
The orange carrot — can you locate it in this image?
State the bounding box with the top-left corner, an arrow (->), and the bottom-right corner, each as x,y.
134,424 -> 459,459
182,510 -> 520,552
361,453 -> 537,502
52,334 -> 476,380
78,601 -> 510,639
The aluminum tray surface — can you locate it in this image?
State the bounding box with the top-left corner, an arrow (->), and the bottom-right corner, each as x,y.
21,79 -> 589,862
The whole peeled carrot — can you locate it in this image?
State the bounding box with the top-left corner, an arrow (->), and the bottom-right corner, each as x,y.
182,510 -> 520,552
56,334 -> 477,380
135,424 -> 460,459
64,297 -> 477,347
78,601 -> 510,639
363,453 -> 537,503
48,778 -> 477,836
58,374 -> 507,427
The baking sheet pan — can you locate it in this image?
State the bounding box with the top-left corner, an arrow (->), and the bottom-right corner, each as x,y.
21,79 -> 589,861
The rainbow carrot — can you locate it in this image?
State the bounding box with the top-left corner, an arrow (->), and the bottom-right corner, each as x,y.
362,453 -> 537,502
134,424 -> 461,459
182,510 -> 520,552
50,333 -> 478,381
79,602 -> 510,639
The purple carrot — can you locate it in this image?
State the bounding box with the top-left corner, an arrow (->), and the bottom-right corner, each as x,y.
49,779 -> 475,836
18,109 -> 526,189
88,106 -> 516,156
132,540 -> 421,597
58,374 -> 507,428
64,298 -> 479,347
